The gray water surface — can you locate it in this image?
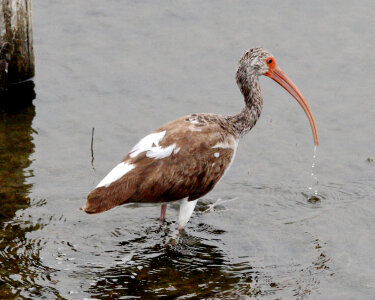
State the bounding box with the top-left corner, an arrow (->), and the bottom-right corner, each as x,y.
1,1 -> 375,299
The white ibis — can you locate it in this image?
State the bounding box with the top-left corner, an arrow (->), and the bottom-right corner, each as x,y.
80,48 -> 319,230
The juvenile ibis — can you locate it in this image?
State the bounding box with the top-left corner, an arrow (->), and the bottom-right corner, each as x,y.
80,48 -> 319,230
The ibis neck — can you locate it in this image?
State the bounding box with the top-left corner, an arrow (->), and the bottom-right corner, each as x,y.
229,74 -> 263,138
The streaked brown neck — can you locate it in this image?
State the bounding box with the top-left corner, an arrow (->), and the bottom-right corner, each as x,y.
228,71 -> 263,138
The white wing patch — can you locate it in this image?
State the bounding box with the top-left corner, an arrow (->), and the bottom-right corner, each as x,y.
146,143 -> 176,159
129,130 -> 177,160
130,131 -> 166,158
96,162 -> 135,188
214,152 -> 220,158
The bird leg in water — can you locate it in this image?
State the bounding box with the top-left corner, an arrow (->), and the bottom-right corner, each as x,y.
160,204 -> 167,221
178,198 -> 198,231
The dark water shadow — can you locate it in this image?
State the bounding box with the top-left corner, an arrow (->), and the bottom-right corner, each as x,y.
0,84 -> 61,298
0,84 -> 35,222
0,80 -> 36,112
83,227 -> 267,299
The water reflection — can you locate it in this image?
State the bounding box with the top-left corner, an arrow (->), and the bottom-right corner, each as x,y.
84,227 -> 263,298
0,84 -> 54,298
0,95 -> 34,221
68,220 -> 330,299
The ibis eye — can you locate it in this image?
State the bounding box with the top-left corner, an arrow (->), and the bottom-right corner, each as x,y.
267,58 -> 273,64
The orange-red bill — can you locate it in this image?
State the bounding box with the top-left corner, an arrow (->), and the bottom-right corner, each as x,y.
266,66 -> 319,146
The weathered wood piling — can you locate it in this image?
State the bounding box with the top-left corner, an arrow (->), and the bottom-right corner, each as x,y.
0,0 -> 34,95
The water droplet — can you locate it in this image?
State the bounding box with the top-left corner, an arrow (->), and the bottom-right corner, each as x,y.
308,146 -> 320,202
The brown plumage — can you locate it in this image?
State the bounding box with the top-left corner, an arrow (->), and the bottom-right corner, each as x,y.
84,115 -> 236,213
81,48 -> 319,230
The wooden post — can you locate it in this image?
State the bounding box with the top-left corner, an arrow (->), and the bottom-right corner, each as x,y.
0,0 -> 34,92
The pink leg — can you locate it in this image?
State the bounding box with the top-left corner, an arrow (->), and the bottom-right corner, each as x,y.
160,204 -> 167,222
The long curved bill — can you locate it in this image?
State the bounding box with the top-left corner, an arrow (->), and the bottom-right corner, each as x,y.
266,66 -> 319,146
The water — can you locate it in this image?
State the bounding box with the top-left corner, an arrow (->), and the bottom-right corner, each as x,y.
1,0 -> 375,299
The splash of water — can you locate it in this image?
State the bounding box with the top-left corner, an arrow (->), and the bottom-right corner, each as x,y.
308,146 -> 320,203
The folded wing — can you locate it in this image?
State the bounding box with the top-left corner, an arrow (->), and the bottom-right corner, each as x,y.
81,115 -> 237,214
